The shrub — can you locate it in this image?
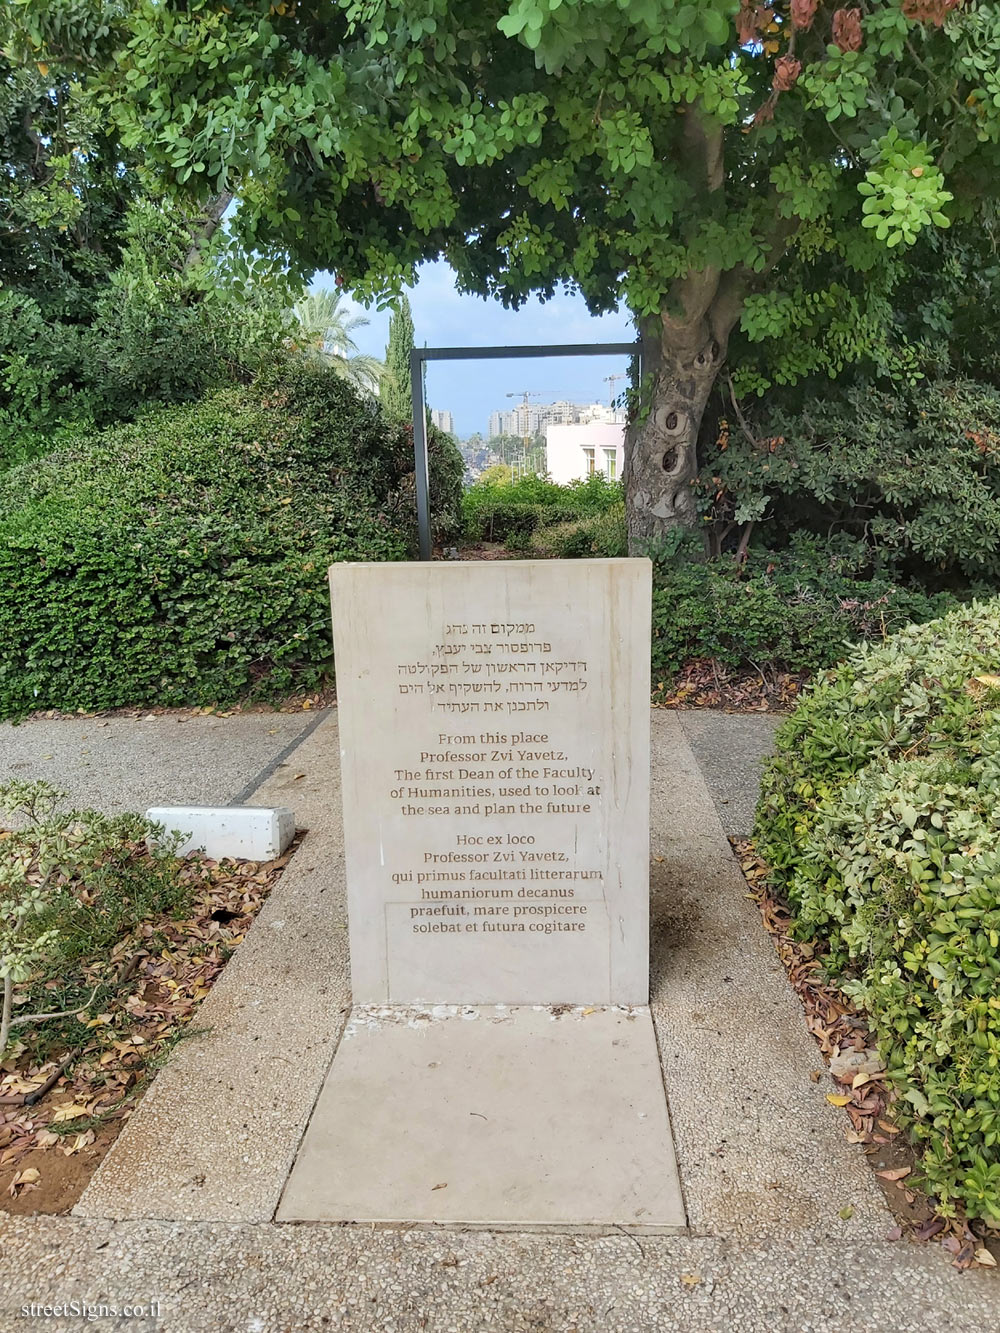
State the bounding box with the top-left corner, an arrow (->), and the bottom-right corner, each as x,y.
701,378 -> 1000,586
0,363 -> 410,718
0,779 -> 185,1061
427,423 -> 464,543
530,503 -> 628,558
462,472 -> 622,545
649,533 -> 955,688
0,202 -> 292,472
756,600 -> 1000,1222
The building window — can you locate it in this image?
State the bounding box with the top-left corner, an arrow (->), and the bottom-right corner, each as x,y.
582,447 -> 596,476
603,449 -> 617,481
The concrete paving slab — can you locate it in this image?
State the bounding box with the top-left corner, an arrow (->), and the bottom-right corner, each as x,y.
78,708 -> 890,1243
676,709 -> 782,838
0,1215 -> 996,1333
74,716 -> 349,1223
277,1004 -> 684,1232
0,712 -> 321,815
649,710 -> 889,1243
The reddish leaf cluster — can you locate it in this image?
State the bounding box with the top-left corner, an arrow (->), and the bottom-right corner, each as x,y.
967,427 -> 1000,456
790,0 -> 818,29
901,0 -> 962,24
832,6 -> 863,50
737,0 -> 775,45
772,56 -> 802,91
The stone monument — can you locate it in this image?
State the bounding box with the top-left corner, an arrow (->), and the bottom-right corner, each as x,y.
277,557 -> 684,1231
330,558 -> 651,1005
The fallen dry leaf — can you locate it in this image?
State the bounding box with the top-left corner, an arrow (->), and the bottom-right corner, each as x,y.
8,1167 -> 40,1196
876,1167 -> 911,1183
0,835 -> 299,1195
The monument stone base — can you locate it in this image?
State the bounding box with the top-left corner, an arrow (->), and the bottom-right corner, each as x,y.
277,1004 -> 685,1232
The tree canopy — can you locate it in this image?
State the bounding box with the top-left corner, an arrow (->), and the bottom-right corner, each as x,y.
0,17 -> 138,320
290,286 -> 385,391
18,0 -> 1000,543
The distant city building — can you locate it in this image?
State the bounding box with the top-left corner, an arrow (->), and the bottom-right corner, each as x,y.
546,422 -> 625,486
489,399 -> 625,438
488,409 -> 518,437
430,408 -> 454,434
579,401 -> 626,425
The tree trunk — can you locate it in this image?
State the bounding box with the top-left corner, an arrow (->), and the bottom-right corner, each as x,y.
182,191 -> 234,271
624,280 -> 743,554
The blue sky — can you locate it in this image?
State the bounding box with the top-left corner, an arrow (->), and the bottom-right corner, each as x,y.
314,259 -> 635,438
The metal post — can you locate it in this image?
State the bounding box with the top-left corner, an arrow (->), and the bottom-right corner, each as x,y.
407,339 -> 639,560
410,348 -> 432,561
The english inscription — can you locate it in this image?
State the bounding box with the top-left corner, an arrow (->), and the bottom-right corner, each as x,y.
330,560 -> 651,1004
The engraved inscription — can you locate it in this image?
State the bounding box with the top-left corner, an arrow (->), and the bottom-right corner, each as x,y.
329,560 -> 651,1005
387,616 -> 599,942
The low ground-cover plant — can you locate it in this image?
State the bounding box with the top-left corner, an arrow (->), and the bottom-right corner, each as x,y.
650,533 -> 955,689
756,600 -> 1000,1223
0,780 -> 184,1061
0,361 -> 460,718
0,779 -> 291,1203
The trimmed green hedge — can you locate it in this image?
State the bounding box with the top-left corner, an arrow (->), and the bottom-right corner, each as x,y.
756,600 -> 1000,1222
529,502 -> 627,558
462,473 -> 622,547
0,363 -> 413,717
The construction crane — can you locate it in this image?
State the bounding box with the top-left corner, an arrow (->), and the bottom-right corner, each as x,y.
504,390 -> 555,479
604,372 -> 628,409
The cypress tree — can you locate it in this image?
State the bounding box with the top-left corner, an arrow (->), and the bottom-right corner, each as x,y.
381,294 -> 414,422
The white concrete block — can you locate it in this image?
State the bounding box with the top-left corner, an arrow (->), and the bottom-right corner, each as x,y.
146,805 -> 295,861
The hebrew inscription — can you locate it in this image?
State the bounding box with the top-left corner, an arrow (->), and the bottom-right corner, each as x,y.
329,560 -> 651,1005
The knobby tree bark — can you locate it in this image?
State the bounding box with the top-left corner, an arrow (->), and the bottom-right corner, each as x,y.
624,271 -> 745,552
623,106 -> 791,555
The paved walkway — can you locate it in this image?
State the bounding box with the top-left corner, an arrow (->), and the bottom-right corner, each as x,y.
0,711 -> 323,814
0,709 -> 995,1332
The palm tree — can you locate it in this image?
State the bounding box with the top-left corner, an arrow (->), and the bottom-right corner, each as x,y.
289,287 -> 384,393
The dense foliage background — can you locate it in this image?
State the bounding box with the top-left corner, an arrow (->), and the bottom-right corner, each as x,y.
3,0 -> 1000,708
